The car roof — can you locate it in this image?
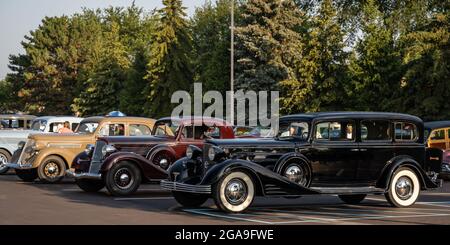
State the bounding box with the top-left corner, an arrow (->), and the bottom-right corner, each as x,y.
424,121 -> 450,130
281,111 -> 422,123
81,116 -> 155,124
156,116 -> 232,126
33,116 -> 83,122
0,114 -> 36,120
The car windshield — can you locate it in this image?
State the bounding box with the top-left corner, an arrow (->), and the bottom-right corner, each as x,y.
277,121 -> 309,140
31,120 -> 47,131
152,120 -> 180,138
75,122 -> 99,134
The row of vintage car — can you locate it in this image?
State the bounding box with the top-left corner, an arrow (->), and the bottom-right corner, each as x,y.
1,112 -> 449,213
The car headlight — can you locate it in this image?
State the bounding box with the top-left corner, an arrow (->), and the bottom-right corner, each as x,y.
186,145 -> 202,159
101,144 -> 117,156
85,144 -> 94,155
208,146 -> 224,161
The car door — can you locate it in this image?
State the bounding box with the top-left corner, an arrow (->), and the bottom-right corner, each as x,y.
356,119 -> 395,185
309,120 -> 359,186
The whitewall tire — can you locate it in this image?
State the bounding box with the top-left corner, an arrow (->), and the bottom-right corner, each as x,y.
213,171 -> 255,213
385,167 -> 420,208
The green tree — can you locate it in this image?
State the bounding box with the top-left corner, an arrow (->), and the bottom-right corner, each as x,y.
396,1 -> 450,120
282,0 -> 348,113
73,21 -> 131,116
144,0 -> 193,117
236,0 -> 304,92
346,0 -> 402,111
192,0 -> 240,93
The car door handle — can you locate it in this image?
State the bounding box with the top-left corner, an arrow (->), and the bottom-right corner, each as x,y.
350,148 -> 359,152
359,148 -> 367,152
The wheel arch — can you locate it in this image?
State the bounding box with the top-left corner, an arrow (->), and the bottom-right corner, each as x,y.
0,147 -> 12,157
273,152 -> 312,179
376,155 -> 432,190
145,145 -> 177,161
41,154 -> 69,169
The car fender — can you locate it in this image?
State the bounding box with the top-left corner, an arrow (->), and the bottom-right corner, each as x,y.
273,152 -> 312,176
199,159 -> 265,195
146,144 -> 177,161
199,159 -> 319,196
377,155 -> 438,190
100,152 -> 167,179
32,148 -> 69,169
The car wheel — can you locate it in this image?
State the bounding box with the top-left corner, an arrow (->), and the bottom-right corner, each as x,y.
173,191 -> 209,208
105,161 -> 141,196
385,167 -> 420,208
281,161 -> 311,187
37,156 -> 66,183
152,151 -> 173,170
213,170 -> 255,213
75,179 -> 105,193
338,194 -> 367,204
0,149 -> 11,174
15,169 -> 38,182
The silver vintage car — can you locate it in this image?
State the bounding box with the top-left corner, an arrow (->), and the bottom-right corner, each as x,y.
0,116 -> 83,174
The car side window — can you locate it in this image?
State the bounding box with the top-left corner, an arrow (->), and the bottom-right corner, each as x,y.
430,129 -> 445,140
71,123 -> 79,131
394,122 -> 418,141
129,124 -> 152,136
315,121 -> 354,141
49,122 -> 64,132
98,124 -> 125,136
361,120 -> 391,141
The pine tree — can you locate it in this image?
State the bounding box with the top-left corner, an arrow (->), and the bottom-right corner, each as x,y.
282,0 -> 348,113
235,0 -> 304,92
396,1 -> 450,120
144,0 -> 193,118
346,0 -> 402,111
192,0 -> 238,93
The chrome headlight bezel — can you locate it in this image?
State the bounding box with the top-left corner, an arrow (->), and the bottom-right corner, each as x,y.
186,145 -> 202,159
101,144 -> 117,157
84,144 -> 95,155
208,146 -> 224,161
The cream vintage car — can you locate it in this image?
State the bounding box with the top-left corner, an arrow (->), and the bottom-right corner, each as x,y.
6,116 -> 155,183
0,116 -> 82,174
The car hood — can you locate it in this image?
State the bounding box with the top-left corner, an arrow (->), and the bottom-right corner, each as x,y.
28,133 -> 93,142
98,135 -> 175,144
206,137 -> 298,148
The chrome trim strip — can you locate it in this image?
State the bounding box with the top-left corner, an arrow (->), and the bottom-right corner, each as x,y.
160,180 -> 211,194
65,170 -> 101,180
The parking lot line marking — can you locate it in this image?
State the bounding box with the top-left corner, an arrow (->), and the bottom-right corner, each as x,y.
183,209 -> 273,224
114,197 -> 174,201
268,213 -> 450,224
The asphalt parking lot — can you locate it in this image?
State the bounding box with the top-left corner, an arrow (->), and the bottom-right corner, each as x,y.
1,172 -> 450,225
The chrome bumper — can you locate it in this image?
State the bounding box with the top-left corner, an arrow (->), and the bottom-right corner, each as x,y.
65,169 -> 101,180
5,163 -> 32,169
160,180 -> 211,194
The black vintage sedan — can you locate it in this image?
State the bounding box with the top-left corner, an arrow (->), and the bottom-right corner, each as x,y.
161,112 -> 444,213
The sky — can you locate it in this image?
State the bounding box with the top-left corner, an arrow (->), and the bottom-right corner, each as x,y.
0,0 -> 204,80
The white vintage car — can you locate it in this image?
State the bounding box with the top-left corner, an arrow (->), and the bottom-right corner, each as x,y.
0,116 -> 83,174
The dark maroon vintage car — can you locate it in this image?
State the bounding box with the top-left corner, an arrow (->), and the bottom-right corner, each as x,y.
67,117 -> 235,196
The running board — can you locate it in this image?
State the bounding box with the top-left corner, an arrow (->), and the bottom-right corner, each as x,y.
310,187 -> 385,194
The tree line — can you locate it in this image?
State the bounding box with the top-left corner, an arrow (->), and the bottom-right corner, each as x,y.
0,0 -> 448,121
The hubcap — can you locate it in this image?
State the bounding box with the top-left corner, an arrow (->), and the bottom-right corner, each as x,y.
0,154 -> 7,168
395,176 -> 414,200
44,162 -> 59,178
224,178 -> 247,205
114,168 -> 134,189
159,158 -> 168,169
284,164 -> 307,186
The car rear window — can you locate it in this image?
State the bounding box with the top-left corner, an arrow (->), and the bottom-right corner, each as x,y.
430,129 -> 445,140
394,122 -> 418,142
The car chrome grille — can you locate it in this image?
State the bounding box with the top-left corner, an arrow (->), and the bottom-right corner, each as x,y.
17,139 -> 33,166
88,140 -> 107,174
